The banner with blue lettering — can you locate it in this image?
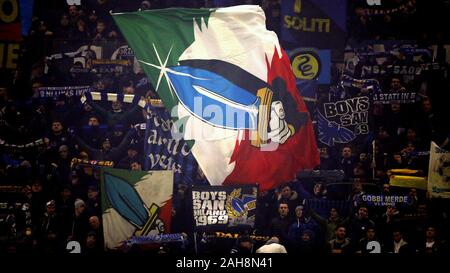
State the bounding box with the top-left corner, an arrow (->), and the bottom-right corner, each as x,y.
144,107 -> 198,186
281,0 -> 347,52
316,93 -> 372,148
191,185 -> 258,232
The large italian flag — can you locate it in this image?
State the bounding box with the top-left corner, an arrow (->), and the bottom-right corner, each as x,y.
113,5 -> 319,191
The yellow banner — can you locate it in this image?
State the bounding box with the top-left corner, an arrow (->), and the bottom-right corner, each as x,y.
389,169 -> 420,175
389,175 -> 427,190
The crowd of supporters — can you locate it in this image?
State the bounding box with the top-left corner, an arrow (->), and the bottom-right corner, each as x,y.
0,0 -> 449,254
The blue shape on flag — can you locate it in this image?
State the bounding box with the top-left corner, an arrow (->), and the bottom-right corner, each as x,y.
229,194 -> 256,215
104,173 -> 148,227
317,112 -> 356,146
231,198 -> 245,214
166,66 -> 259,130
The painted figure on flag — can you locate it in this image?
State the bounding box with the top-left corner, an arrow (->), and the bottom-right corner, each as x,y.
101,168 -> 173,249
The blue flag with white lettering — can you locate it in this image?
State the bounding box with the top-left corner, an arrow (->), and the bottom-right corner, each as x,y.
316,93 -> 372,148
144,106 -> 198,186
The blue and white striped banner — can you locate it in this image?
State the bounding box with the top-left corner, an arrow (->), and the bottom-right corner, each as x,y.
81,91 -> 147,108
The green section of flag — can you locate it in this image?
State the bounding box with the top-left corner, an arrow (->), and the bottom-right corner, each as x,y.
113,8 -> 213,111
100,167 -> 147,212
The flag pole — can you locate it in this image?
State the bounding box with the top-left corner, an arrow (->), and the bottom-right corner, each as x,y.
372,140 -> 376,180
193,232 -> 198,254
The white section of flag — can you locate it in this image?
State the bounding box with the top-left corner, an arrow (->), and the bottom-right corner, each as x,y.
176,6 -> 281,184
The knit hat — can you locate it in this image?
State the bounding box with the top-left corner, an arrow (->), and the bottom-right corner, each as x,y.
141,1 -> 151,9
74,199 -> 86,209
46,200 -> 56,208
88,185 -> 99,192
58,145 -> 69,153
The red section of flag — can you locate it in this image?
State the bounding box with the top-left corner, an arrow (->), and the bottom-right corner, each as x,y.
0,23 -> 22,41
224,48 -> 320,192
159,198 -> 172,234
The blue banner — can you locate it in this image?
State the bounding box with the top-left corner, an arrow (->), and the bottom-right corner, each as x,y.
316,94 -> 372,147
344,41 -> 443,80
360,194 -> 411,207
281,0 -> 347,51
125,233 -> 186,245
144,107 -> 198,186
341,72 -> 418,104
38,86 -> 91,98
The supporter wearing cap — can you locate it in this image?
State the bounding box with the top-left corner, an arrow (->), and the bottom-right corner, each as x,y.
80,115 -> 106,148
102,137 -> 112,151
46,199 -> 56,209
75,198 -> 86,211
87,215 -> 104,249
230,235 -> 255,254
86,186 -> 101,217
288,205 -> 319,251
35,199 -> 60,253
116,143 -> 142,169
68,198 -> 89,243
